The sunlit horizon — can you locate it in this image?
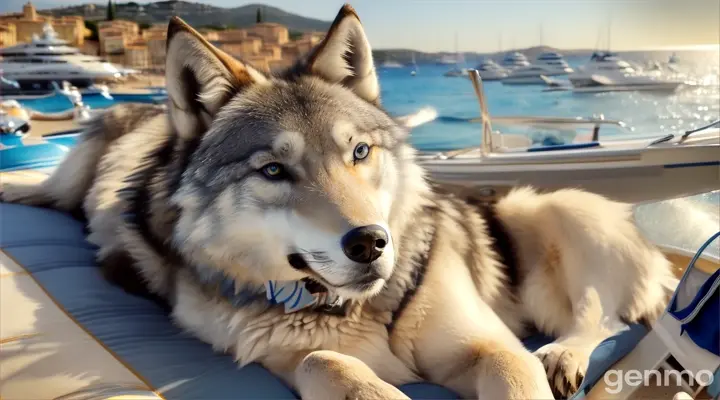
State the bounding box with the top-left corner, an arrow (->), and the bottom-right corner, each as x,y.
1,0 -> 718,53
646,44 -> 719,52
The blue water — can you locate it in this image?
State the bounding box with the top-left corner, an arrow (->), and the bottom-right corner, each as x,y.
379,56 -> 720,150
16,92 -> 166,114
16,92 -> 117,113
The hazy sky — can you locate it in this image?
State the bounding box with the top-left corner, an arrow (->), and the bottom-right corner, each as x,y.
2,0 -> 719,52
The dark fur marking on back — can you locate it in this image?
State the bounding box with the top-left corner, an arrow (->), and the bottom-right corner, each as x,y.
114,133 -> 185,305
100,250 -> 172,313
68,205 -> 87,225
121,133 -> 178,261
464,196 -> 521,292
445,195 -> 497,300
386,205 -> 439,334
620,314 -> 654,331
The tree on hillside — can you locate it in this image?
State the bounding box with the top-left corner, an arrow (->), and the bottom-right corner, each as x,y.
106,0 -> 116,21
289,30 -> 303,41
256,7 -> 262,23
201,24 -> 234,31
85,20 -> 99,41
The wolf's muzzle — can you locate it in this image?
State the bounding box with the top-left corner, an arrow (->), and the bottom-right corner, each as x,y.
341,225 -> 388,264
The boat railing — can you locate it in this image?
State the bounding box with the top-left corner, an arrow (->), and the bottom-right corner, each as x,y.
464,69 -> 628,157
681,120 -> 720,141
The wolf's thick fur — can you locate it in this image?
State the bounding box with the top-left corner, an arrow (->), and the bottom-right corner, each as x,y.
1,5 -> 673,399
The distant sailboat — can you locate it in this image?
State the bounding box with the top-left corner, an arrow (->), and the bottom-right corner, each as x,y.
410,52 -> 418,76
444,33 -> 469,77
435,55 -> 457,65
379,54 -> 404,68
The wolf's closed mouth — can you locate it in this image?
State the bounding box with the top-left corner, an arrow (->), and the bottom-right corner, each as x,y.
287,253 -> 310,270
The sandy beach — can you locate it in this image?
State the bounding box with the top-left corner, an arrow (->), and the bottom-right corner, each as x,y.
109,72 -> 166,93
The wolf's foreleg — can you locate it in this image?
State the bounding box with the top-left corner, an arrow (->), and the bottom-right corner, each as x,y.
292,350 -> 411,400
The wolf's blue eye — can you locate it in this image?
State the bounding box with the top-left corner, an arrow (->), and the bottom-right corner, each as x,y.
353,142 -> 371,161
260,163 -> 286,180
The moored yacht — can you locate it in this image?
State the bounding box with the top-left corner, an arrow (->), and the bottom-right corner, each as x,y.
473,58 -> 507,80
499,51 -> 530,70
534,51 -> 573,74
567,52 -> 684,92
0,23 -> 128,93
501,51 -> 574,85
435,54 -> 458,65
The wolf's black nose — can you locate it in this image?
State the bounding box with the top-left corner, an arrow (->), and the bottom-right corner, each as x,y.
341,225 -> 388,264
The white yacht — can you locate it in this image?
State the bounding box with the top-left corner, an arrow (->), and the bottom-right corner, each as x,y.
501,51 -> 574,85
379,60 -> 404,69
473,59 -> 507,80
534,51 -> 573,74
443,50 -> 469,77
436,54 -> 459,65
567,52 -> 684,93
0,23 -> 127,93
499,52 -> 530,70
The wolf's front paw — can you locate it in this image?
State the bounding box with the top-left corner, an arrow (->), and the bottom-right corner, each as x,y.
535,343 -> 590,399
296,350 -> 410,400
1,182 -> 34,204
342,379 -> 410,400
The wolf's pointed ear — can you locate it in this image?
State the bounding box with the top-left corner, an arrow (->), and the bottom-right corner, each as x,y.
305,4 -> 380,104
165,16 -> 267,139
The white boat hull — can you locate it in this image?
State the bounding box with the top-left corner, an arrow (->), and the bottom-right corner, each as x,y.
477,71 -> 507,80
543,82 -> 684,94
503,68 -> 574,85
416,130 -> 720,204
571,82 -> 683,93
502,75 -> 550,85
444,68 -> 469,77
568,72 -> 684,93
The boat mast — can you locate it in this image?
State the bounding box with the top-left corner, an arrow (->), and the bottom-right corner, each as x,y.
606,13 -> 612,52
454,32 -> 460,67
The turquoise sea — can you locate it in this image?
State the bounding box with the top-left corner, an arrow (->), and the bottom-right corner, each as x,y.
378,54 -> 719,150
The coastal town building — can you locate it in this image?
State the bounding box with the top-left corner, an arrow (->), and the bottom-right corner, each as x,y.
0,2 -> 86,46
246,22 -> 289,46
125,42 -> 149,69
0,23 -> 17,47
1,3 -> 326,73
98,19 -> 140,55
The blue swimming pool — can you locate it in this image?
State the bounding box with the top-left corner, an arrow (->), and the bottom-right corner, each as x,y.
15,91 -> 166,114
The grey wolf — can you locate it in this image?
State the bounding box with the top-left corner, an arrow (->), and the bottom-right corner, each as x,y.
1,4 -> 673,399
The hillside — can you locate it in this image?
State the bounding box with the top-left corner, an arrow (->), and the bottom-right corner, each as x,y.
373,46 -> 597,66
42,1 -> 330,31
